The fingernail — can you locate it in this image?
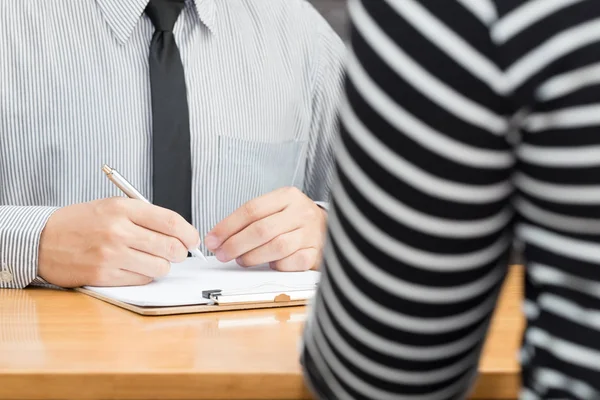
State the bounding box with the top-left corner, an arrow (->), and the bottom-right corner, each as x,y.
204,233 -> 219,250
214,249 -> 227,262
236,257 -> 246,267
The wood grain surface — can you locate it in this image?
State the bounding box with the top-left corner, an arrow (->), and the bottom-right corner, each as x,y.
0,265 -> 523,400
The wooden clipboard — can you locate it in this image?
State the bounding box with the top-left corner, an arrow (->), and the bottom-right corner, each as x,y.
75,287 -> 309,316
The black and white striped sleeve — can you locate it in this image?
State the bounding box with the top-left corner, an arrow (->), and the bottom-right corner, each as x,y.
301,0 -> 515,398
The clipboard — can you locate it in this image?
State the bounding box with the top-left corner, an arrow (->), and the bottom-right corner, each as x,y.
74,257 -> 319,316
75,287 -> 311,316
202,287 -> 315,305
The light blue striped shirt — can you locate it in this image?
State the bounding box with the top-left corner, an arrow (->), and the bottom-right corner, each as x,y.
0,0 -> 345,288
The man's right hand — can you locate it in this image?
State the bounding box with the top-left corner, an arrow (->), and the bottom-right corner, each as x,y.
38,197 -> 200,288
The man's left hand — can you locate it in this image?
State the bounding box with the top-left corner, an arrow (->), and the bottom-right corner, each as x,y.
203,187 -> 327,271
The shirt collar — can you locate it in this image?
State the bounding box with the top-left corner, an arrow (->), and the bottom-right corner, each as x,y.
96,0 -> 216,44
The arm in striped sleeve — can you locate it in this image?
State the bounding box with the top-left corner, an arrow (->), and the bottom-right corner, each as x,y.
303,3 -> 346,207
302,0 -> 516,398
0,206 -> 58,289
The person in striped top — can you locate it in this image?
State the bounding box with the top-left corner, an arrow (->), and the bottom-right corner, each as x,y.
302,0 -> 600,398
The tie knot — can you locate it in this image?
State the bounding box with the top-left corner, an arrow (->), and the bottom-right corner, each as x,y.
146,0 -> 185,32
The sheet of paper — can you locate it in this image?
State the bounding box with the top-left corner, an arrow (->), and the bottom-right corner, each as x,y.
83,257 -> 321,307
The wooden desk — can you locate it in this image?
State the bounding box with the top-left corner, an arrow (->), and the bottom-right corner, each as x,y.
470,265 -> 524,399
0,266 -> 523,400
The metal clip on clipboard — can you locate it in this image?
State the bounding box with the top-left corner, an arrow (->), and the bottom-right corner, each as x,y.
202,283 -> 317,305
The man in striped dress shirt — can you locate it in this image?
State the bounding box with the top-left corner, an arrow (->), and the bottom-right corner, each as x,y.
0,0 -> 345,289
303,0 -> 600,399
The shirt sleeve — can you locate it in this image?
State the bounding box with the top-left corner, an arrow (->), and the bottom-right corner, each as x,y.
301,0 -> 516,398
0,206 -> 59,288
302,3 -> 346,205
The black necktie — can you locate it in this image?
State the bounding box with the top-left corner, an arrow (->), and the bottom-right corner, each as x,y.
146,0 -> 192,223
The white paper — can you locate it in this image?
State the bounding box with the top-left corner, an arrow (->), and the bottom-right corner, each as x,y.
83,257 -> 321,307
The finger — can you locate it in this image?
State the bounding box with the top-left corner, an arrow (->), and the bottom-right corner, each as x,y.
205,187 -> 300,251
126,225 -> 188,263
116,249 -> 172,279
126,202 -> 200,250
88,268 -> 154,287
269,247 -> 319,272
215,209 -> 301,262
235,228 -> 306,267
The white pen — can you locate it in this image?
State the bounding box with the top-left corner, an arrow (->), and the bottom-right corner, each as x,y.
102,164 -> 207,261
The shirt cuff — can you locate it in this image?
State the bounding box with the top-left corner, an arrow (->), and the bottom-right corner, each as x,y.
0,206 -> 59,289
30,276 -> 64,290
314,201 -> 329,212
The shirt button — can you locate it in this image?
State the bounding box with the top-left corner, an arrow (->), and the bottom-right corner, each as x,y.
0,270 -> 13,283
0,262 -> 13,283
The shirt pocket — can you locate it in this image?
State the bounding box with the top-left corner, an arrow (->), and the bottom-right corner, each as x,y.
216,135 -> 307,212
